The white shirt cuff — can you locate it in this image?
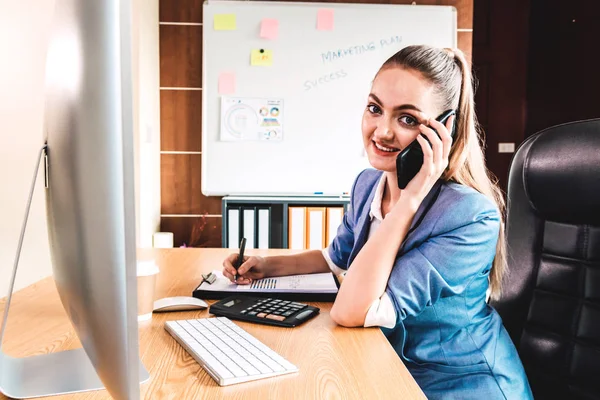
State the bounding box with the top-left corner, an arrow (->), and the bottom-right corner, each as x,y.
321,247 -> 347,276
364,292 -> 396,329
322,247 -> 395,328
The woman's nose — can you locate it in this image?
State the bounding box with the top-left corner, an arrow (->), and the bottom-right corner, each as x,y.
374,119 -> 394,140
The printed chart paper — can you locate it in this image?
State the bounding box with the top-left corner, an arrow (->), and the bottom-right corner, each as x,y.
197,270 -> 338,294
220,96 -> 284,142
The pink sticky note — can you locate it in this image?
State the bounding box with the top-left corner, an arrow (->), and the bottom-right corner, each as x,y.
317,9 -> 334,31
218,72 -> 236,95
260,18 -> 279,40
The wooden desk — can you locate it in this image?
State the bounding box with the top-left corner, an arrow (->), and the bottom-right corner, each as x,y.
0,248 -> 425,399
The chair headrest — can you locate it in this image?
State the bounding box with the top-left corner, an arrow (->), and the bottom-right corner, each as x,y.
523,119 -> 600,225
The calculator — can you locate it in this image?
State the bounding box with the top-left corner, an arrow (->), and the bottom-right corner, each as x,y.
209,295 -> 319,327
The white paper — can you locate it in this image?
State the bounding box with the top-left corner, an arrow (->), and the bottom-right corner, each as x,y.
308,209 -> 324,249
197,270 -> 338,293
227,208 -> 240,248
243,208 -> 255,249
220,96 -> 284,141
289,207 -> 306,249
257,208 -> 270,249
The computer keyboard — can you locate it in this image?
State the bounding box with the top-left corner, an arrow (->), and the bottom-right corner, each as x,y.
165,317 -> 298,386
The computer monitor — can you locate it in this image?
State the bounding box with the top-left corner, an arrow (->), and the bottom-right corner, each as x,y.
0,0 -> 149,399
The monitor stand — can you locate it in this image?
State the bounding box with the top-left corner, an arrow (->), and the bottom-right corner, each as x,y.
0,351 -> 150,399
0,146 -> 150,399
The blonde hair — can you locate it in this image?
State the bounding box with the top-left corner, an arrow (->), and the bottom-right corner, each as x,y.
379,45 -> 507,300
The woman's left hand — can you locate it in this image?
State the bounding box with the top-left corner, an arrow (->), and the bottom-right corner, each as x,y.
401,115 -> 455,206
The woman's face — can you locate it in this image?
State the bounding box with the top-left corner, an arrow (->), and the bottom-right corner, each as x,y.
362,67 -> 440,173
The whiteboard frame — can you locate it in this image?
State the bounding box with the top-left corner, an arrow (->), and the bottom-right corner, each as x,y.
202,1 -> 457,196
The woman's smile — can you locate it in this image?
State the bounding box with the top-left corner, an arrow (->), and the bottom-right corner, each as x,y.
372,140 -> 401,157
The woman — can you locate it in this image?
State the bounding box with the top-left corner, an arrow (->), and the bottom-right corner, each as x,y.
222,45 -> 532,399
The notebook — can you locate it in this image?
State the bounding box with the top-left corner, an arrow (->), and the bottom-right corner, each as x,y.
192,270 -> 339,302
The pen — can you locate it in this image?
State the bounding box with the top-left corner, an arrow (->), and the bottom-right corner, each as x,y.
235,237 -> 247,281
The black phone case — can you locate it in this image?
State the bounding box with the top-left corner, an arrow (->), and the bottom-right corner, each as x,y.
396,110 -> 456,189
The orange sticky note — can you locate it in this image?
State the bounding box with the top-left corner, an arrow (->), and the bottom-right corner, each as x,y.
218,72 -> 236,94
260,18 -> 279,39
317,9 -> 334,31
250,49 -> 273,66
214,14 -> 236,30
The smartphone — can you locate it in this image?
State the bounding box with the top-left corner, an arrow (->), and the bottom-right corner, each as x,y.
396,109 -> 456,189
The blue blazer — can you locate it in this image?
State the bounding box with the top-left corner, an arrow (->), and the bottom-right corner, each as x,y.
328,169 -> 532,400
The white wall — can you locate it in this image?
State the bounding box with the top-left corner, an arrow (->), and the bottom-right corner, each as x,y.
0,0 -> 161,294
0,0 -> 56,295
135,0 -> 161,248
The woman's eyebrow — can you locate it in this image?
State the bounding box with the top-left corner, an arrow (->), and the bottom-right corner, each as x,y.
368,94 -> 423,113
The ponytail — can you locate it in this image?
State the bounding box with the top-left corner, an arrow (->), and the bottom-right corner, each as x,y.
380,45 -> 507,300
445,49 -> 507,301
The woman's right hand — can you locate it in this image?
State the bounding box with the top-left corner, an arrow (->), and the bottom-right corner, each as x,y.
222,253 -> 269,284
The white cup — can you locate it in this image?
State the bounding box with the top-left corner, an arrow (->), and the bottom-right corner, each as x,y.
137,259 -> 159,322
153,232 -> 174,248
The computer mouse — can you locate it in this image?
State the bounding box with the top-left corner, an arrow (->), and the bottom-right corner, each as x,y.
153,296 -> 208,312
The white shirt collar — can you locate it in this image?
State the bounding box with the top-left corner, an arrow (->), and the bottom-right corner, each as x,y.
369,173 -> 387,222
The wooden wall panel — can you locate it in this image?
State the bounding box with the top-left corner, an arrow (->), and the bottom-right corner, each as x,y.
473,64 -> 489,128
161,154 -> 221,215
472,0 -> 530,191
525,0 -> 600,136
160,216 -> 222,248
279,1 -> 472,33
439,0 -> 473,29
473,0 -> 490,46
160,90 -> 202,152
457,31 -> 473,61
159,25 -> 202,88
159,0 -> 473,247
160,0 -> 203,23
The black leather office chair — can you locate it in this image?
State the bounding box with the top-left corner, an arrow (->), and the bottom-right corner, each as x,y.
490,119 -> 600,399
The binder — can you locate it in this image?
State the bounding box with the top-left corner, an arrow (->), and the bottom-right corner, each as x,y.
257,207 -> 270,249
242,207 -> 256,249
325,207 -> 344,245
288,207 -> 306,249
227,208 -> 240,248
306,207 -> 326,249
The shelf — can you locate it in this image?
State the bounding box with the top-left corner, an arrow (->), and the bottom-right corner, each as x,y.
222,196 -> 350,249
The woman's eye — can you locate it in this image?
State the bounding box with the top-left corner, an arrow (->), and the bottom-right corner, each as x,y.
367,104 -> 381,114
399,115 -> 418,126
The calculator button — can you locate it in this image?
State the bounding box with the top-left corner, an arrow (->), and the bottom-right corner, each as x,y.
257,312 -> 267,318
240,310 -> 247,314
296,309 -> 314,320
282,311 -> 294,317
248,311 -> 257,316
266,314 -> 286,321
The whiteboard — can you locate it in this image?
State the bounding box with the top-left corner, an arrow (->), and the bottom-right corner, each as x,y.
202,1 -> 456,196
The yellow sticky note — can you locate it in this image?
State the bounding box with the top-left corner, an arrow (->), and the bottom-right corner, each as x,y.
214,14 -> 236,30
250,49 -> 273,66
